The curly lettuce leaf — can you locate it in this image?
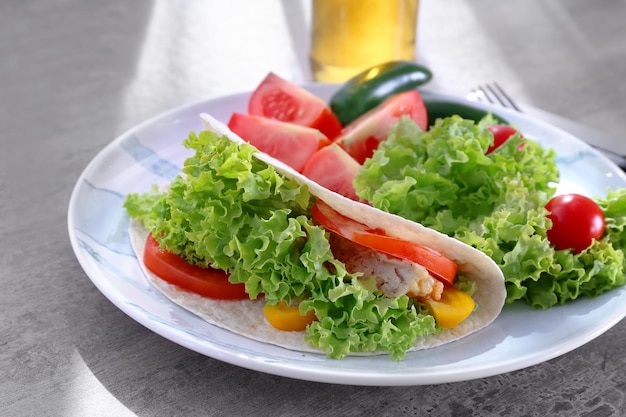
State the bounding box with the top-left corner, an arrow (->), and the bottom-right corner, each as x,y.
355,116 -> 626,309
598,188 -> 626,251
355,115 -> 557,235
124,130 -> 437,359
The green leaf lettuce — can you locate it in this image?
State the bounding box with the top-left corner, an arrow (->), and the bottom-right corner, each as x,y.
124,130 -> 438,360
354,116 -> 626,308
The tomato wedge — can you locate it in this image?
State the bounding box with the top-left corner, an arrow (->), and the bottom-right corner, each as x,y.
143,233 -> 248,300
263,301 -> 317,331
228,113 -> 330,172
311,200 -> 457,285
301,143 -> 361,200
334,90 -> 428,164
486,124 -> 525,154
248,72 -> 342,139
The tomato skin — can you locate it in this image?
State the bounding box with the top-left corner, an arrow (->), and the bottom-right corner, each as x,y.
486,125 -> 524,154
248,72 -> 342,139
143,233 -> 248,300
311,200 -> 457,285
334,90 -> 428,164
351,233 -> 457,286
545,193 -> 605,253
301,144 -> 361,200
228,113 -> 330,172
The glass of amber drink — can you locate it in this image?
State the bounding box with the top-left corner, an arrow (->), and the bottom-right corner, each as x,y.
310,0 -> 419,83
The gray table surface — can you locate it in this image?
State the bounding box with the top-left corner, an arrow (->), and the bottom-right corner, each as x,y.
3,0 -> 626,416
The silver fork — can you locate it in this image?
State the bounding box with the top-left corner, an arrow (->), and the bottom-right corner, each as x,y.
468,83 -> 626,170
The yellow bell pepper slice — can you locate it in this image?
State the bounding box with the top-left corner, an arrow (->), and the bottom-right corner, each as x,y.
263,301 -> 317,332
423,286 -> 475,329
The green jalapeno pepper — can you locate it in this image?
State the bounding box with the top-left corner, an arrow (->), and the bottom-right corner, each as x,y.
329,61 -> 432,126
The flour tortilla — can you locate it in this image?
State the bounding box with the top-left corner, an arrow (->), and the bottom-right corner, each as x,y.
128,114 -> 507,356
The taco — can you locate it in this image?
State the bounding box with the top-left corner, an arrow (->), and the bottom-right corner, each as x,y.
124,114 -> 506,360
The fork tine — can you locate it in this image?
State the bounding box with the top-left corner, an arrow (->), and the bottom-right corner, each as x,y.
489,82 -> 522,112
481,84 -> 507,108
469,83 -> 523,113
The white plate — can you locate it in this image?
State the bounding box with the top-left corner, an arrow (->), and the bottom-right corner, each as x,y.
68,85 -> 626,386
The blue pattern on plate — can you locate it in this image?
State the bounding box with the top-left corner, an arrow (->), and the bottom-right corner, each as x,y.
77,238 -> 131,278
554,149 -> 597,166
121,134 -> 180,180
73,180 -> 134,257
76,236 -> 169,302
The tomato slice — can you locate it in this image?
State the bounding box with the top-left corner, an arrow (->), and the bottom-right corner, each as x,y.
301,143 -> 361,200
486,124 -> 525,154
545,193 -> 605,253
143,233 -> 248,300
248,72 -> 343,139
311,200 -> 457,285
334,90 -> 428,164
228,113 -> 330,172
263,301 -> 317,331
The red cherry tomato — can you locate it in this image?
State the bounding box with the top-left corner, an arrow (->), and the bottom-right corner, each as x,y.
248,72 -> 342,139
311,200 -> 457,285
545,193 -> 605,253
302,144 -> 361,201
334,90 -> 428,164
228,113 -> 330,172
143,233 -> 248,300
486,124 -> 524,154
